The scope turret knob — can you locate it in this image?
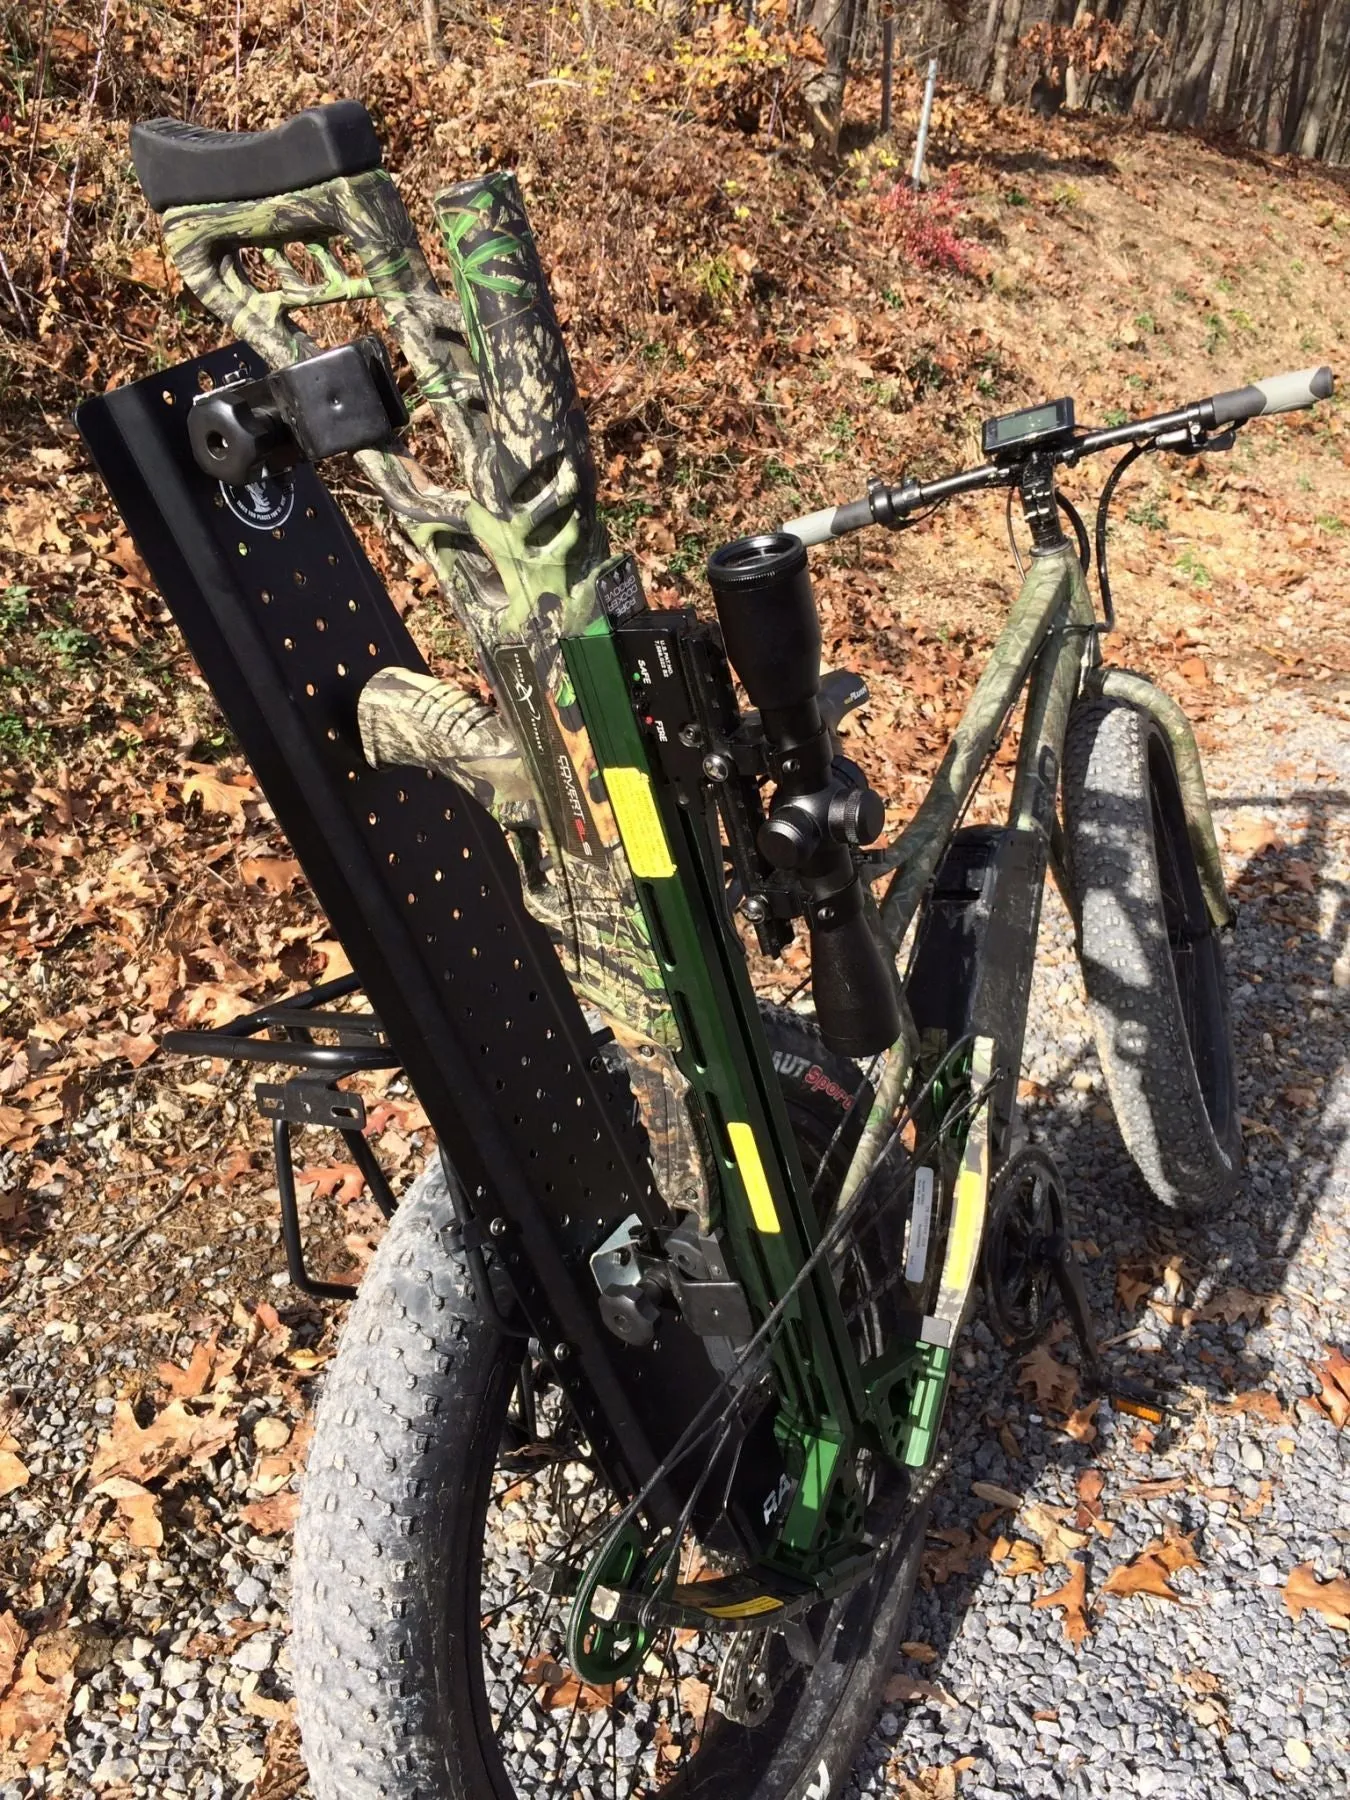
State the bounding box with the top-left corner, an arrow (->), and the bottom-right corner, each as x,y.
827,787 -> 886,847
759,803 -> 822,871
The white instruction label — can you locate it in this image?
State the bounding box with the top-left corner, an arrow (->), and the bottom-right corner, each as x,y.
906,1167 -> 935,1284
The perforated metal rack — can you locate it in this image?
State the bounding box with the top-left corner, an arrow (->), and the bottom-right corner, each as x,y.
76,345 -> 754,1522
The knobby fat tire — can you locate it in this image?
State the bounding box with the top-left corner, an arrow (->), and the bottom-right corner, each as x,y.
1062,697 -> 1241,1212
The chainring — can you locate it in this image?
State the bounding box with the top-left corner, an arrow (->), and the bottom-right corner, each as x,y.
980,1145 -> 1067,1353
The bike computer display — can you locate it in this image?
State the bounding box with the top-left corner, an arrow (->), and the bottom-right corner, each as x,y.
982,396 -> 1075,460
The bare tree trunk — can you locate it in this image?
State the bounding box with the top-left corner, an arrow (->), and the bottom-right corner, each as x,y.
1167,0 -> 1227,126
1278,1 -> 1319,149
979,0 -> 1007,83
1064,0 -> 1094,108
804,0 -> 860,152
1251,0 -> 1287,146
1296,4 -> 1342,155
421,0 -> 445,64
988,0 -> 1026,101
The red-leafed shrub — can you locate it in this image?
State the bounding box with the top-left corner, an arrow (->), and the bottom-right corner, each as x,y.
879,174 -> 979,277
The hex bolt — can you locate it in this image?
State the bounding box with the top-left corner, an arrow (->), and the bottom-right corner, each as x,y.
678,723 -> 704,748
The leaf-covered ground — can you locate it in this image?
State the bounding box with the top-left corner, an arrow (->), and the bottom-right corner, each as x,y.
1,3 -> 1349,1793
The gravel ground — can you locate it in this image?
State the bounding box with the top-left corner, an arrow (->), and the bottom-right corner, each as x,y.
2,688 -> 1347,1800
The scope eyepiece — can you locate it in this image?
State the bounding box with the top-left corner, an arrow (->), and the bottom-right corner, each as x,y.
706,534 -> 819,722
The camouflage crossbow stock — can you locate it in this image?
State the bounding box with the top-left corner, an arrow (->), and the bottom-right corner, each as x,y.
157,159 -> 714,1219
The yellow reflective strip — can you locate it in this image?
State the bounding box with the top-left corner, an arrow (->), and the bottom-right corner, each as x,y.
728,1121 -> 781,1234
701,1594 -> 784,1619
602,766 -> 676,879
942,1161 -> 986,1297
936,1035 -> 995,1306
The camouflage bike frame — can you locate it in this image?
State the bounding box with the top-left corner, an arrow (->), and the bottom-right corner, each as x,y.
141,135 -> 1234,1595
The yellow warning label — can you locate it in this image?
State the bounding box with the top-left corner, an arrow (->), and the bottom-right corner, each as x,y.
943,1161 -> 986,1295
728,1121 -> 781,1234
602,766 -> 676,879
701,1593 -> 784,1619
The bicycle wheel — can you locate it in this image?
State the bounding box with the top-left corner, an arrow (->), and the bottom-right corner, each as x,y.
1062,696 -> 1240,1211
292,1015 -> 931,1800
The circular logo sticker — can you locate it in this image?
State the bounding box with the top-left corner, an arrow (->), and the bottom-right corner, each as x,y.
220,472 -> 295,531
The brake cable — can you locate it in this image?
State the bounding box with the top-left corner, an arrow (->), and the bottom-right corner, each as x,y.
1093,437 -> 1153,632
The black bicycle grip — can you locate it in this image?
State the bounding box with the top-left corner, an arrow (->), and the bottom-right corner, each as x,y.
1209,365 -> 1334,426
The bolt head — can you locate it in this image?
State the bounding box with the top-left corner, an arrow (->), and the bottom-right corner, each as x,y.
742,894 -> 769,921
702,752 -> 730,782
551,1342 -> 570,1361
489,1216 -> 508,1238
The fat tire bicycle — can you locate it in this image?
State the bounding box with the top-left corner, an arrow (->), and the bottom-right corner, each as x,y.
77,100 -> 1335,1800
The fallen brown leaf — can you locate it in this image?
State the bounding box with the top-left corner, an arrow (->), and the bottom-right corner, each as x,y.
970,1481 -> 1020,1510
91,1476 -> 164,1549
1214,1389 -> 1285,1424
1282,1564 -> 1350,1629
180,763 -> 256,827
0,1627 -> 79,1778
251,1716 -> 308,1800
0,1613 -> 24,1698
157,1335 -> 217,1401
883,1674 -> 957,1707
1000,1538 -> 1046,1577
238,1491 -> 301,1537
90,1399 -> 237,1487
240,1676 -> 293,1722
0,1447 -> 28,1500
1017,1343 -> 1079,1414
1309,1348 -> 1350,1428
1115,1261 -> 1155,1312
1064,1399 -> 1099,1444
1196,1287 -> 1272,1325
1076,1468 -> 1105,1511
1031,1559 -> 1090,1646
295,1163 -> 366,1204
239,857 -> 303,894
1150,1528 -> 1203,1574
922,1527 -> 991,1585
1019,1503 -> 1090,1565
1100,1530 -> 1201,1604
900,1640 -> 937,1663
1240,1480 -> 1273,1519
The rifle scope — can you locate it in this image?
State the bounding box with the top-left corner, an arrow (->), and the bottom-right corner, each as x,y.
706,534 -> 901,1058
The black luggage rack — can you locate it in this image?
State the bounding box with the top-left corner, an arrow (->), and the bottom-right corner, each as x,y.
164,973 -> 402,1299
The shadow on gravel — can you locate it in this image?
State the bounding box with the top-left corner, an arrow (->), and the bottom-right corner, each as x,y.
855,787 -> 1350,1792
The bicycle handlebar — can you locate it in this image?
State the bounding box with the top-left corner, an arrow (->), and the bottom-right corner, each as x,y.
784,366 -> 1336,547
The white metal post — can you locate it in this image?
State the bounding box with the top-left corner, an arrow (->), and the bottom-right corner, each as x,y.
911,58 -> 938,189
